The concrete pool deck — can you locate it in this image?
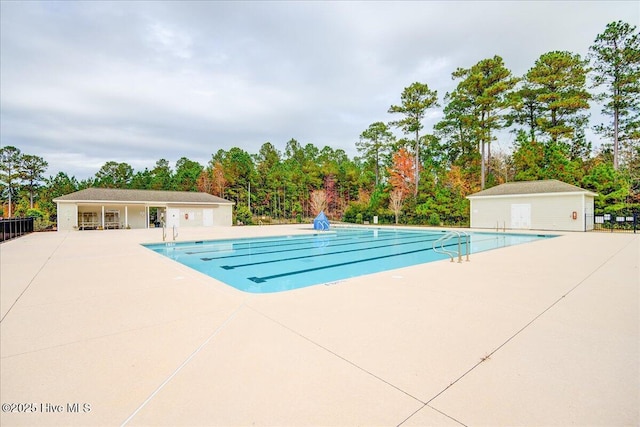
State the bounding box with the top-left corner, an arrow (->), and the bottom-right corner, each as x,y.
0,225 -> 638,426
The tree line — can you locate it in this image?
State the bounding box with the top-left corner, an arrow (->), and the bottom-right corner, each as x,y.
1,20 -> 638,227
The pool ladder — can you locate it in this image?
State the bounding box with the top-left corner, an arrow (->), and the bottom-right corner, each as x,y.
433,231 -> 470,263
162,223 -> 178,241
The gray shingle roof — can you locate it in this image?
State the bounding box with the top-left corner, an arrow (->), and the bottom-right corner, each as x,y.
467,180 -> 597,198
53,188 -> 234,204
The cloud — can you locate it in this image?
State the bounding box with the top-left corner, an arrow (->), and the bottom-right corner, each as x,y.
1,1 -> 637,179
145,21 -> 193,60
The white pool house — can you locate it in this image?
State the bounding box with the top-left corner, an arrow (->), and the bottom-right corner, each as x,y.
54,188 -> 234,231
467,180 -> 597,232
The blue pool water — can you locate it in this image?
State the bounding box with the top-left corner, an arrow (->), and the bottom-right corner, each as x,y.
143,228 -> 555,293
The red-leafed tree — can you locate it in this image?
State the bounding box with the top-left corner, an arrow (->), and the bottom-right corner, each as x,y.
388,82 -> 439,196
324,174 -> 337,215
388,147 -> 416,198
387,148 -> 416,224
197,170 -> 213,194
210,161 -> 227,198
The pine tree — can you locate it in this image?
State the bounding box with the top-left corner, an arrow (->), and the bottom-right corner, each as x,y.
526,51 -> 591,144
356,122 -> 394,187
447,55 -> 518,188
20,154 -> 48,208
589,20 -> 640,170
0,146 -> 23,217
388,82 -> 439,196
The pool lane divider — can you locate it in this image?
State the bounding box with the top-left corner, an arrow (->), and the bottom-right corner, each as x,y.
179,231 -> 358,255
221,234 -> 447,270
222,233 -> 509,271
201,232 -> 439,262
186,231 -> 395,256
246,239 -> 467,283
183,230 -> 429,256
244,234 -> 514,284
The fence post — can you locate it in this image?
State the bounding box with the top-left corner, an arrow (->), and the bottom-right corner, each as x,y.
0,217 -> 36,243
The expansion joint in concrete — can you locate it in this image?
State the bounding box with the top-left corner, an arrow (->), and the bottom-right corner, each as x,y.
0,233 -> 69,324
120,302 -> 246,426
246,304 -> 426,406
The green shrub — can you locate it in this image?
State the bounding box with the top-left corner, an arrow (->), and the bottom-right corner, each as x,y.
26,208 -> 45,219
34,217 -> 53,231
257,216 -> 272,224
235,205 -> 253,225
428,213 -> 441,226
343,202 -> 368,223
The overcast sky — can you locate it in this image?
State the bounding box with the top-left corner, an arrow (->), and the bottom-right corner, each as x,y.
1,1 -> 638,180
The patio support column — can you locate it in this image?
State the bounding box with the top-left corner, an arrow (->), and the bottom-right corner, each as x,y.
101,205 -> 105,229
125,206 -> 128,228
581,194 -> 584,232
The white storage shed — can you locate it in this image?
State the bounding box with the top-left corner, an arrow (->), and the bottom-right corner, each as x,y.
54,188 -> 234,231
466,180 -> 597,232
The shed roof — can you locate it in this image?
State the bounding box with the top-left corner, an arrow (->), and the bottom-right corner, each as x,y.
467,180 -> 597,198
53,188 -> 234,204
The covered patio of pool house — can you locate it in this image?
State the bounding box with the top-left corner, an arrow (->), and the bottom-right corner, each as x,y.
53,188 -> 234,231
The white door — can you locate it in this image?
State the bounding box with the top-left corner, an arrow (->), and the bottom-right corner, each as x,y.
203,209 -> 214,226
511,204 -> 531,229
166,208 -> 180,228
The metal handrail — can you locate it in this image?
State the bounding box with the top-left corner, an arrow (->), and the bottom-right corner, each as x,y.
432,231 -> 470,263
433,232 -> 457,262
161,221 -> 178,241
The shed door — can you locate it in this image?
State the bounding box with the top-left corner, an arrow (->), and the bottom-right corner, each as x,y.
166,208 -> 180,228
203,209 -> 214,226
511,204 -> 531,229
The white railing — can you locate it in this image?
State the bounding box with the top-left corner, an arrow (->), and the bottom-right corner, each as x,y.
161,221 -> 178,241
432,231 -> 470,263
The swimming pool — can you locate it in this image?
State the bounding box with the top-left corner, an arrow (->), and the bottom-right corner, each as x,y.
143,228 -> 555,293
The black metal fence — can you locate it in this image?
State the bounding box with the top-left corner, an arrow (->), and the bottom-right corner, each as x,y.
0,217 -> 35,243
590,213 -> 638,233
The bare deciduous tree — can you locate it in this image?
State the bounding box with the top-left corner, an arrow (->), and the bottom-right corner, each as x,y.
211,161 -> 227,198
197,170 -> 214,194
309,189 -> 328,216
389,189 -> 404,224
